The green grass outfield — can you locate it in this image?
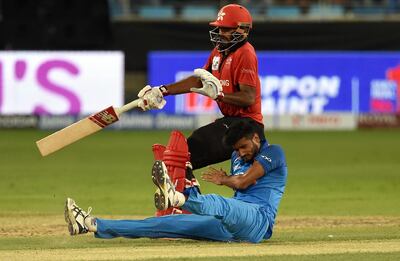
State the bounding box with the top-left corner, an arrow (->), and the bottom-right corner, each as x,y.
0,129 -> 400,260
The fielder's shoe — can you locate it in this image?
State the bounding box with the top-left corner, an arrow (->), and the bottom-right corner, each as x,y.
64,198 -> 97,235
152,160 -> 185,210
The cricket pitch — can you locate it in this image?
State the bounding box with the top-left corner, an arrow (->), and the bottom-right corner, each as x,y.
1,215 -> 399,260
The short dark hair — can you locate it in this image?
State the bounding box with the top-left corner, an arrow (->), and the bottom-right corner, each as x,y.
223,119 -> 257,147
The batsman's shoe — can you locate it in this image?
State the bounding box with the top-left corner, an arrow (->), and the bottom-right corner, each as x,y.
185,161 -> 201,190
64,198 -> 97,235
152,160 -> 185,210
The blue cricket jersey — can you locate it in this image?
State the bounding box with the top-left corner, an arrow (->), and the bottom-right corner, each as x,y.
230,141 -> 288,237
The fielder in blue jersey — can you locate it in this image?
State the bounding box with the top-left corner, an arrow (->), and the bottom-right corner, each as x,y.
64,120 -> 288,243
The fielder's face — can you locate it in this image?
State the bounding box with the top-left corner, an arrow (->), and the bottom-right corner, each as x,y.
233,133 -> 260,162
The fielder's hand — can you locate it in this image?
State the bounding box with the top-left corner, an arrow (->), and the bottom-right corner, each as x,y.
201,167 -> 227,185
137,85 -> 167,111
191,68 -> 224,100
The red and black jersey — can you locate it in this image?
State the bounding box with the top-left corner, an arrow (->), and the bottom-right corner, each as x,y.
204,42 -> 263,125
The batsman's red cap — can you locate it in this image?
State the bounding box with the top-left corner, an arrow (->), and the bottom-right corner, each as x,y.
210,4 -> 252,29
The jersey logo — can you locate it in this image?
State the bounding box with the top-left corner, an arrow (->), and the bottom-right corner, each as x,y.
241,68 -> 255,74
232,157 -> 240,171
212,56 -> 220,71
225,57 -> 232,65
233,171 -> 244,176
261,155 -> 272,162
233,164 -> 241,172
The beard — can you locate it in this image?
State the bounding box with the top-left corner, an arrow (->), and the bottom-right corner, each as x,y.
242,140 -> 259,162
216,42 -> 232,52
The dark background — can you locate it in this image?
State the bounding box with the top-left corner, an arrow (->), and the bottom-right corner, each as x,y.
111,20 -> 400,71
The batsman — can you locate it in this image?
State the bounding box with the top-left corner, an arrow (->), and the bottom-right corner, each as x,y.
137,4 -> 265,216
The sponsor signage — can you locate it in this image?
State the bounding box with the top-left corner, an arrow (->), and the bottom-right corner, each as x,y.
0,115 -> 38,128
358,114 -> 400,128
39,115 -> 76,129
38,113 -> 197,130
0,51 -> 124,115
277,114 -> 357,130
36,113 -> 356,130
148,51 -> 400,115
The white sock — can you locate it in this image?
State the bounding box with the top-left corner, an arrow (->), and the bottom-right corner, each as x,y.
85,217 -> 98,233
173,191 -> 186,208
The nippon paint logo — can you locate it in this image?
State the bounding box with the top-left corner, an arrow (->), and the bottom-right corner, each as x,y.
175,72 -> 342,115
370,64 -> 400,113
261,75 -> 341,115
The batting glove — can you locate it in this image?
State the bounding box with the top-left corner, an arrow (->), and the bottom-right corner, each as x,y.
190,69 -> 224,101
137,85 -> 167,111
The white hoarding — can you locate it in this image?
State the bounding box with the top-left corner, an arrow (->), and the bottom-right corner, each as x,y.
0,51 -> 124,115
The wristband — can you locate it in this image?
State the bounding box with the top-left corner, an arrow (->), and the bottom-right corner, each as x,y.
215,92 -> 224,102
159,85 -> 170,96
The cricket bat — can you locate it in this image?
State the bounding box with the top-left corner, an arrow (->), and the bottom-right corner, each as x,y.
36,99 -> 141,156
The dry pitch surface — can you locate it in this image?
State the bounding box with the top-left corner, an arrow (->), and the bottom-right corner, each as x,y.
1,215 -> 399,260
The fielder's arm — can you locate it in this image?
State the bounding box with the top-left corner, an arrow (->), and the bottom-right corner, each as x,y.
201,161 -> 264,190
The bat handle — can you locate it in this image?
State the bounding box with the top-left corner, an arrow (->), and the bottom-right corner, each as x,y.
116,99 -> 141,115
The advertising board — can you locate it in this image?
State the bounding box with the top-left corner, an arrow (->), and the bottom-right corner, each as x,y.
0,51 -> 124,115
149,51 -> 400,115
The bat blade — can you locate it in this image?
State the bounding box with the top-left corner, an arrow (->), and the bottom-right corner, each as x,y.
36,106 -> 119,156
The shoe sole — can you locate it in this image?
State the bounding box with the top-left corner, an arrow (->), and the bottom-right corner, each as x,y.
152,161 -> 168,211
64,198 -> 79,235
